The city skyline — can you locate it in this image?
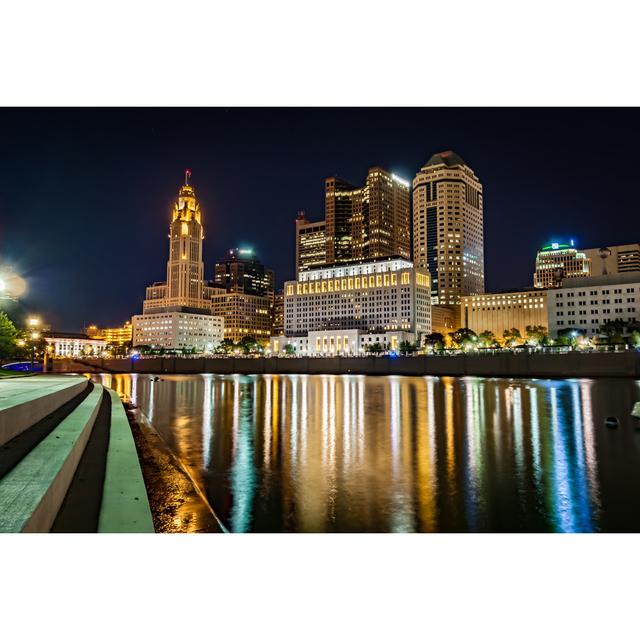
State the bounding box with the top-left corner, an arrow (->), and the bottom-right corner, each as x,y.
1,107 -> 639,330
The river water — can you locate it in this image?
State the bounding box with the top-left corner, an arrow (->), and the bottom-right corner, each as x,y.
94,373 -> 640,533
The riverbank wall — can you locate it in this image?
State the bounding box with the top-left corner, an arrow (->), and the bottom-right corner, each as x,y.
55,351 -> 640,378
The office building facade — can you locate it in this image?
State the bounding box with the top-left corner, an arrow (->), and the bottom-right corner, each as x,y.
460,289 -> 548,338
131,311 -> 224,351
85,321 -> 133,345
533,242 -> 591,289
324,168 -> 410,265
295,212 -> 326,277
209,290 -> 272,343
277,257 -> 431,347
214,248 -> 274,300
546,272 -> 640,337
583,243 -> 640,276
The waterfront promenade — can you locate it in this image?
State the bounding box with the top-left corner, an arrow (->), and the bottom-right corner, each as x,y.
59,350 -> 640,378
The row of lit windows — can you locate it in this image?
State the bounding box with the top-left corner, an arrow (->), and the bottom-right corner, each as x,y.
287,272 -> 418,296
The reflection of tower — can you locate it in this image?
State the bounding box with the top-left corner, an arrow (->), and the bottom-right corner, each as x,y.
598,246 -> 612,276
166,170 -> 205,304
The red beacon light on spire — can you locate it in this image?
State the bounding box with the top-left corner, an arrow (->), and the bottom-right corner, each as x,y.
185,169 -> 192,185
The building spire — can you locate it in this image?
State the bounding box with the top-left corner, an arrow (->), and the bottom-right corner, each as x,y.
185,168 -> 191,186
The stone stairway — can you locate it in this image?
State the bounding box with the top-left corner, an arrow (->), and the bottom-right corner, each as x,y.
0,375 -> 154,533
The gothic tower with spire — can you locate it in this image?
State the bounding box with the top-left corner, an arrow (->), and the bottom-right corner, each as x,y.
142,171 -> 210,313
166,169 -> 205,304
133,171 -> 225,351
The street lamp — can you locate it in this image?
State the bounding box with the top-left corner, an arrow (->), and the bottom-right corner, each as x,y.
26,317 -> 41,373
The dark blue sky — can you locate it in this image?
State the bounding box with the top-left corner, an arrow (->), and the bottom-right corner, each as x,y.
1,107 -> 637,331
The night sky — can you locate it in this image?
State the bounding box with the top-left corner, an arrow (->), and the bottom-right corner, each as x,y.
0,107 -> 638,331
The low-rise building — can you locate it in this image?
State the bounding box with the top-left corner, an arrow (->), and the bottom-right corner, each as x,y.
131,310 -> 224,351
270,329 -> 415,356
461,289 -> 548,338
85,321 -> 133,345
45,333 -> 108,358
547,271 -> 640,337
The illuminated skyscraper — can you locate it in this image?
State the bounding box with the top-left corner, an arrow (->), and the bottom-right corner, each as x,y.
295,212 -> 326,277
533,241 -> 591,288
144,170 -> 209,313
133,172 -> 224,351
214,247 -> 274,299
412,151 -> 484,306
211,247 -> 275,345
325,167 -> 410,265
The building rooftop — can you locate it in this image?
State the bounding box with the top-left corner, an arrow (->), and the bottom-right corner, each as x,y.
558,270 -> 640,289
462,287 -> 545,298
44,332 -> 103,341
424,150 -> 466,168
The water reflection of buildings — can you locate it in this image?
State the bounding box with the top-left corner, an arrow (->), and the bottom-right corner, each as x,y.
95,372 -> 606,533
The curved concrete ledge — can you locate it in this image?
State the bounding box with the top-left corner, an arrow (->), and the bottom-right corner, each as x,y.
0,376 -> 88,447
0,384 -> 103,533
98,390 -> 154,533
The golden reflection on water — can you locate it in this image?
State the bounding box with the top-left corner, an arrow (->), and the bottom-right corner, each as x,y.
94,373 -> 640,533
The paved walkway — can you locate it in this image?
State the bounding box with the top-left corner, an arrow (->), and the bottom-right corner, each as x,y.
0,375 -> 86,412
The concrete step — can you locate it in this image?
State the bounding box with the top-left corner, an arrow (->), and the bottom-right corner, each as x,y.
0,377 -> 155,533
0,375 -> 89,447
0,384 -> 104,532
52,389 -> 154,533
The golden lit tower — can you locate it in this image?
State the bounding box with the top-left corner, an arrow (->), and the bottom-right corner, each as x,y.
412,151 -> 484,307
166,169 -> 205,306
142,170 -> 210,313
135,171 -> 225,352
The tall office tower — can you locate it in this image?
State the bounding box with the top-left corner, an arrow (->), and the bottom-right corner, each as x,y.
412,151 -> 484,306
295,211 -> 326,277
143,170 -> 208,313
324,168 -> 410,265
134,171 -> 224,351
583,243 -> 640,276
533,241 -> 591,288
214,248 -> 274,299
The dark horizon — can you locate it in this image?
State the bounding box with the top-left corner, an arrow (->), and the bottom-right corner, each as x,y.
1,107 -> 638,331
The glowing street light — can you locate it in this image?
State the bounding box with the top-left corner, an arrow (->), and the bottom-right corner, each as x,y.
25,317 -> 43,373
